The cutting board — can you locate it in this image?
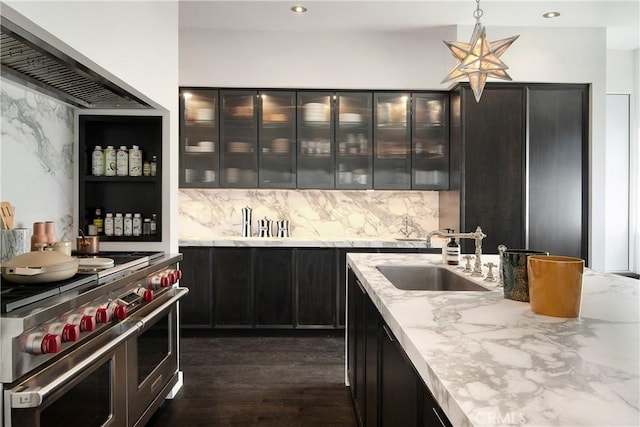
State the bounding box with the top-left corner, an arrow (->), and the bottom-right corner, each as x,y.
0,202 -> 14,230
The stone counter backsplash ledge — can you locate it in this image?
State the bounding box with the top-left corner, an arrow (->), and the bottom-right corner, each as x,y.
179,189 -> 439,240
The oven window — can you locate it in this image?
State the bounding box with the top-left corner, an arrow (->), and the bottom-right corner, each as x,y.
137,312 -> 170,384
41,360 -> 111,427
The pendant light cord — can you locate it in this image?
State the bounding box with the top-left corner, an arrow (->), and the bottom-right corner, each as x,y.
473,0 -> 483,22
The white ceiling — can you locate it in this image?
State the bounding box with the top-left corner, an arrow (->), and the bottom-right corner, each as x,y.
179,0 -> 640,50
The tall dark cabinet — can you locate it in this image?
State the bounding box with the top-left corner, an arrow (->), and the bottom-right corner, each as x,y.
442,83 -> 588,262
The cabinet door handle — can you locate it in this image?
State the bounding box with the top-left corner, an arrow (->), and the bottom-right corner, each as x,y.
432,407 -> 447,427
356,279 -> 366,294
382,324 -> 395,342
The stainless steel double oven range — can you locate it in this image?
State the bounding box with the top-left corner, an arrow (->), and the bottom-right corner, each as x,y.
0,251 -> 188,427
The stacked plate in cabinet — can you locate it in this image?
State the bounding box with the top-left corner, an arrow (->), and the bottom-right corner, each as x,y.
272,138 -> 290,154
185,141 -> 215,153
227,141 -> 253,153
304,103 -> 329,122
185,169 -> 216,183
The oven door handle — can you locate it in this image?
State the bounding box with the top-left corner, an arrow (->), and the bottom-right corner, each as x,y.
9,323 -> 139,409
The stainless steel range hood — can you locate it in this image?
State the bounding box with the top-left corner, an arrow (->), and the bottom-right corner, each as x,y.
1,16 -> 151,109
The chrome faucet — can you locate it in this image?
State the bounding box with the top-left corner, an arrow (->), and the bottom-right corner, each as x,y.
426,226 -> 487,276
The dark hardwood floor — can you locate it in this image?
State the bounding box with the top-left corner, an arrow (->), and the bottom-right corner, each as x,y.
146,330 -> 357,426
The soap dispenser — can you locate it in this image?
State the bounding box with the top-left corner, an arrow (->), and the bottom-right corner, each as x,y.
446,229 -> 460,266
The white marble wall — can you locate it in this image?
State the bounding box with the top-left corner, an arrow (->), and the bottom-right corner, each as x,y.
1,79 -> 75,241
179,188 -> 439,240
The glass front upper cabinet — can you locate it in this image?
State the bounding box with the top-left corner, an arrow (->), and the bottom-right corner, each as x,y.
258,91 -> 296,188
336,92 -> 373,189
297,92 -> 334,189
411,92 -> 449,190
220,90 -> 258,188
373,92 -> 411,189
180,89 -> 218,187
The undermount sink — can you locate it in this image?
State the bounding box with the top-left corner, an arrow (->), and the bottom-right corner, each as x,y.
394,238 -> 426,242
376,265 -> 490,292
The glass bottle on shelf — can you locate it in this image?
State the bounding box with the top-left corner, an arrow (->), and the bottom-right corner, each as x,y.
373,92 -> 411,189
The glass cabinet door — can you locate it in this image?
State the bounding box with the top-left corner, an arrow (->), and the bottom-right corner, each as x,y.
180,89 -> 219,187
373,93 -> 411,189
297,92 -> 334,188
220,90 -> 258,187
258,91 -> 296,188
412,93 -> 449,190
336,92 -> 373,189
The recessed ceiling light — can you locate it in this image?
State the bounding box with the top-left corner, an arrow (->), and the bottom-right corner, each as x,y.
543,11 -> 561,18
291,5 -> 307,14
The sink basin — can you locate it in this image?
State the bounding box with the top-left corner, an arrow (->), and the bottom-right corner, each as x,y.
394,238 -> 425,242
376,265 -> 490,292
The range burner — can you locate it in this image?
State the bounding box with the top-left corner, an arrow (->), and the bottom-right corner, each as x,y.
1,251 -> 164,314
1,274 -> 97,313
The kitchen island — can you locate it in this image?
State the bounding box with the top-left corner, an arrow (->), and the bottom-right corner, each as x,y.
347,252 -> 639,427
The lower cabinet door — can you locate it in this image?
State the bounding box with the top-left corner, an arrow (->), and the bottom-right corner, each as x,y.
214,248 -> 254,327
255,248 -> 294,326
379,322 -> 419,426
179,247 -> 213,328
422,382 -> 453,427
297,249 -> 336,326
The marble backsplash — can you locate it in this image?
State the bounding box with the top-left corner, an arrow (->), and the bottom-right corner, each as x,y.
179,189 -> 439,240
1,79 -> 75,241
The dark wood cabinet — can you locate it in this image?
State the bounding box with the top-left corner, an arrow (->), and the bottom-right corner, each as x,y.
443,83 -> 588,261
259,91 -> 297,188
347,266 -> 452,427
297,249 -> 337,327
179,246 -> 437,331
180,88 -> 449,190
422,381 -> 453,427
255,248 -> 294,326
213,248 -> 254,327
78,115 -> 162,242
379,323 -> 419,426
178,247 -> 213,328
180,88 -> 219,187
412,93 -> 450,190
347,270 -> 367,424
527,86 -> 588,259
373,92 -> 412,189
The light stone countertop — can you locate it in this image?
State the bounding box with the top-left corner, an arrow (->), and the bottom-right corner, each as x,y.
346,252 -> 640,427
179,237 -> 443,249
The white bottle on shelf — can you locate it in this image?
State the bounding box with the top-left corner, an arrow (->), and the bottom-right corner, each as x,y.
114,213 -> 124,236
124,213 -> 133,236
104,146 -> 116,176
91,145 -> 104,176
132,213 -> 142,237
129,145 -> 142,176
104,213 -> 114,236
116,146 -> 129,176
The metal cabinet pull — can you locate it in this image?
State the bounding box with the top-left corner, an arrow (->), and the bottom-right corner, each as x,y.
382,324 -> 395,342
433,407 -> 447,427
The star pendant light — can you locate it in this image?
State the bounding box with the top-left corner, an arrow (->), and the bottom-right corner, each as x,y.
441,0 -> 519,103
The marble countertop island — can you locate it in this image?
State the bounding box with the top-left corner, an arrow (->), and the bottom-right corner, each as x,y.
347,252 -> 639,427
